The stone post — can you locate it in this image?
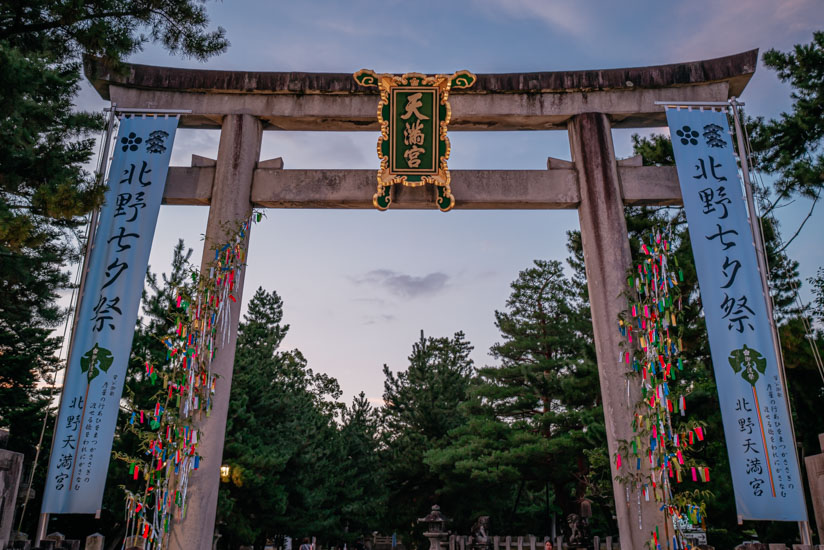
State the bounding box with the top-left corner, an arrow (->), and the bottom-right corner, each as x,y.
167,114 -> 262,550
805,434 -> 824,544
86,532 -> 105,550
0,450 -> 24,550
43,532 -> 64,543
568,113 -> 663,550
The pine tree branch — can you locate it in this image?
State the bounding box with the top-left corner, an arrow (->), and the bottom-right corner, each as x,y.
775,191 -> 819,254
762,189 -> 788,218
0,9 -> 147,39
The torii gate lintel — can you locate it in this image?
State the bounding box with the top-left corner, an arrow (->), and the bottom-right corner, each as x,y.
160,157 -> 683,209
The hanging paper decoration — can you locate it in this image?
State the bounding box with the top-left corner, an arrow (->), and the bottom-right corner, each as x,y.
616,227 -> 709,550
118,214 -> 258,549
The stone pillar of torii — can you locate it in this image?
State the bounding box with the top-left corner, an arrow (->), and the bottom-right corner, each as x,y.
84,50 -> 758,550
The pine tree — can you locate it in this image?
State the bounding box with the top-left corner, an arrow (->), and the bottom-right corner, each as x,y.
429,261 -> 604,537
217,287 -> 347,548
338,392 -> 386,543
0,238 -> 65,451
750,31 -> 824,204
0,0 -> 227,475
380,331 -> 475,543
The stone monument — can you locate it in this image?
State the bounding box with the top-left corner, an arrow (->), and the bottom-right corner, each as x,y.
419,505 -> 450,550
469,516 -> 491,550
804,434 -> 824,543
0,449 -> 24,550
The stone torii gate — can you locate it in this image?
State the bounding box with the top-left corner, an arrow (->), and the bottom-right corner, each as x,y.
85,50 -> 756,550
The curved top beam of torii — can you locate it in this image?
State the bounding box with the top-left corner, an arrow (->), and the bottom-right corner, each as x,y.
84,49 -> 756,131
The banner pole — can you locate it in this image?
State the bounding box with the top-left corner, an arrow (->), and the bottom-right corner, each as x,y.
729,100 -> 771,307
34,104 -> 117,546
730,98 -> 812,545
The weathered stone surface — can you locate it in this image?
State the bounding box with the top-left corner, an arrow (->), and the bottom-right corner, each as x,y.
806,435 -> 824,545
258,157 -> 284,169
251,168 -> 580,210
619,165 -> 682,206
190,154 -> 216,167
166,114 -> 262,550
84,51 -> 756,130
85,533 -> 105,550
570,112 -> 662,550
617,155 -> 643,167
162,165 -> 681,209
86,51 -> 755,97
162,166 -> 214,205
124,535 -> 146,550
0,450 -> 24,550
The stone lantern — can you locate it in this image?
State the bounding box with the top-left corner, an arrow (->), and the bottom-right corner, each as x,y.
418,505 -> 450,550
580,498 -> 592,521
579,498 -> 593,548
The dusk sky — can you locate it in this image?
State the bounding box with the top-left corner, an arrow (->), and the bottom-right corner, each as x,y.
74,0 -> 824,405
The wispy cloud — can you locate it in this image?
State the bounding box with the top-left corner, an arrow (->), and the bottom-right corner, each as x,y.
670,0 -> 822,60
312,18 -> 428,47
260,132 -> 373,169
354,269 -> 450,298
472,0 -> 589,36
352,297 -> 387,306
362,313 -> 397,326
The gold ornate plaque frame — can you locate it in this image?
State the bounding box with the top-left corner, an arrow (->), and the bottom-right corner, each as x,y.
353,69 -> 476,211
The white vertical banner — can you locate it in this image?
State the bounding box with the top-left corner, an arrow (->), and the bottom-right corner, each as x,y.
666,107 -> 806,521
42,115 -> 179,514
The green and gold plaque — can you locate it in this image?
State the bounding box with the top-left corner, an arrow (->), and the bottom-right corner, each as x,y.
353,69 -> 476,211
